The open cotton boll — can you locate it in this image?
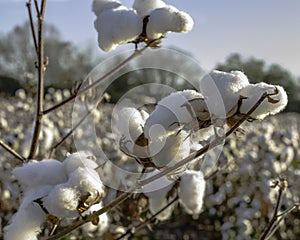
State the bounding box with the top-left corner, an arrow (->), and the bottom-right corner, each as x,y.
43,185 -> 80,218
147,5 -> 194,40
199,70 -> 250,116
133,0 -> 166,16
115,107 -> 149,150
178,170 -> 205,216
239,83 -> 288,120
4,200 -> 45,240
148,129 -> 190,169
94,6 -> 142,51
13,159 -> 67,190
68,166 -> 105,200
144,90 -> 205,138
63,151 -> 98,175
92,0 -> 122,16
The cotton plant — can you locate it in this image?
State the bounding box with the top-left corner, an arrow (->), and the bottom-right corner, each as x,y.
92,0 -> 194,51
4,152 -> 106,240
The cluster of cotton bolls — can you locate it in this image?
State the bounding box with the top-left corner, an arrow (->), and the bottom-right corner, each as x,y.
92,0 -> 194,51
4,152 -> 108,240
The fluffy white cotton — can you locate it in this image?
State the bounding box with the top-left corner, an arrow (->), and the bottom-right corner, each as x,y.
239,82 -> 288,119
63,151 -> 98,175
144,90 -> 205,138
92,0 -> 122,16
43,185 -> 80,218
94,6 -> 142,51
147,5 -> 194,40
68,166 -> 105,200
147,196 -> 175,221
199,70 -> 250,116
4,201 -> 45,240
13,159 -> 67,190
178,170 -> 205,215
133,0 -> 166,16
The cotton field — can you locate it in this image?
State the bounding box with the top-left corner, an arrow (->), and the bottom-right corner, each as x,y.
0,89 -> 299,239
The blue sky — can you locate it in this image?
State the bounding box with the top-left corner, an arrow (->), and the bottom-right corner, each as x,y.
1,0 -> 300,77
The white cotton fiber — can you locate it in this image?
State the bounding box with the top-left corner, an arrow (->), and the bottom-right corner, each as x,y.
92,0 -> 122,16
133,0 -> 166,16
144,90 -> 204,138
43,185 -> 80,218
63,151 -> 98,175
94,6 -> 142,51
147,196 -> 175,221
239,82 -> 288,119
147,5 -> 194,40
199,70 -> 250,117
178,170 -> 205,215
13,159 -> 67,190
4,199 -> 45,240
68,166 -> 105,200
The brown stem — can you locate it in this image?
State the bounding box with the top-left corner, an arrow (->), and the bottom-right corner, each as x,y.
26,1 -> 38,55
28,0 -> 47,160
0,140 -> 26,162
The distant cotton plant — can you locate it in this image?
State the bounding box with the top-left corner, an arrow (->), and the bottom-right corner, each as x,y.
92,0 -> 194,51
4,152 -> 105,240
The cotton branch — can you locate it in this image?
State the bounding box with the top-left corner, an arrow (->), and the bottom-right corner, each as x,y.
0,140 -> 26,162
44,90 -> 276,240
26,1 -> 38,55
28,0 -> 47,160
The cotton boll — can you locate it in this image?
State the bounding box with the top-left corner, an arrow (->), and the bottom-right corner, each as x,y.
13,159 -> 67,190
4,201 -> 45,240
147,5 -> 194,40
115,107 -> 149,153
133,0 -> 166,16
144,90 -> 205,138
238,83 -> 288,119
43,185 -> 80,218
63,152 -> 98,175
199,70 -> 250,116
92,0 -> 122,16
94,6 -> 142,51
178,170 -> 205,215
68,166 -> 105,201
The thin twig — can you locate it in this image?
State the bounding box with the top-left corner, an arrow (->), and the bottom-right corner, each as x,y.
43,39 -> 159,115
26,0 -> 38,54
48,96 -> 104,158
259,178 -> 287,240
116,196 -> 179,240
0,140 -> 26,162
28,0 -> 47,160
33,0 -> 39,15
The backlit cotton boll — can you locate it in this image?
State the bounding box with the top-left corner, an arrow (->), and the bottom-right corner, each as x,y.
133,0 -> 167,16
178,170 -> 205,215
146,5 -> 194,40
92,0 -> 122,16
43,185 -> 80,218
238,83 -> 288,120
199,70 -> 250,116
12,159 -> 67,190
94,6 -> 142,51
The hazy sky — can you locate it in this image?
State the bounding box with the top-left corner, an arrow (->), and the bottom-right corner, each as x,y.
1,0 -> 300,77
